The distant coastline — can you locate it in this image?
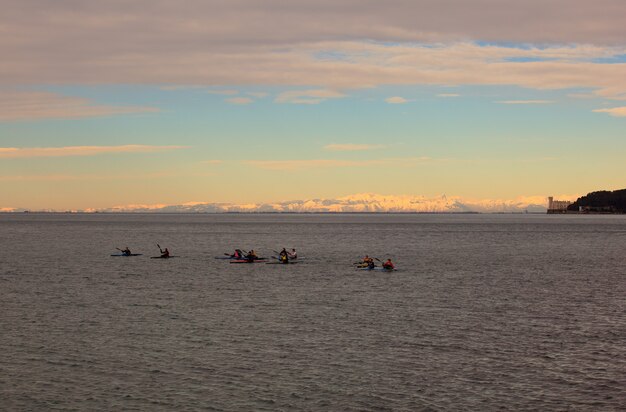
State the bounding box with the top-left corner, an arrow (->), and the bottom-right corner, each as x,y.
548,189 -> 626,214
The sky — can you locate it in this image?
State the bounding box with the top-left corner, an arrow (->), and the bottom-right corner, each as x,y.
1,0 -> 625,211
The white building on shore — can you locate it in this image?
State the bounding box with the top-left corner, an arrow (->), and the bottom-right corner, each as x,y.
547,196 -> 572,213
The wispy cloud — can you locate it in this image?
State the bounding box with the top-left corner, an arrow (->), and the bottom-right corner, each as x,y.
324,144 -> 386,151
437,93 -> 460,97
208,89 -> 239,95
567,93 -> 597,99
225,97 -> 253,105
0,91 -> 159,121
496,100 -> 554,105
275,89 -> 345,104
592,106 -> 626,117
245,157 -> 430,171
0,145 -> 188,159
385,96 -> 409,104
0,169 -> 210,182
159,85 -> 206,91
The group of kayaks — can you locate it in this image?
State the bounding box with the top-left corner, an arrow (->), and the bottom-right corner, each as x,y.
353,255 -> 397,271
111,246 -> 397,270
215,248 -> 303,265
111,245 -> 178,259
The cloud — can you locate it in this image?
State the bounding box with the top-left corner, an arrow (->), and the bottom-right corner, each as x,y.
244,157 -> 430,170
275,89 -> 345,104
567,93 -> 597,99
0,145 -> 188,158
247,92 -> 269,98
245,159 -> 360,170
385,96 -> 409,104
159,85 -> 207,91
437,93 -> 460,97
0,91 -> 159,121
1,2 -> 625,100
207,89 -> 239,95
592,106 -> 626,117
497,100 -> 554,104
225,97 -> 253,105
323,144 -> 386,151
0,169 -> 212,182
3,1 -> 624,53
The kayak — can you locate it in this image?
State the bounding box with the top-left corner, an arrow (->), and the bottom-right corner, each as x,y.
111,253 -> 143,257
150,256 -> 179,259
358,267 -> 397,272
229,258 -> 268,264
271,256 -> 304,261
266,261 -> 299,265
215,256 -> 241,260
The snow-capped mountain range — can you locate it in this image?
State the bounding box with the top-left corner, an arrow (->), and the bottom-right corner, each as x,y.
85,193 -> 552,213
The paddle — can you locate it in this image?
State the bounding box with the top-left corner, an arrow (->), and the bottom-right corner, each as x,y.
157,243 -> 169,255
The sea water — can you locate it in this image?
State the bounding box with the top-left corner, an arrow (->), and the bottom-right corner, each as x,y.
1,213 -> 624,411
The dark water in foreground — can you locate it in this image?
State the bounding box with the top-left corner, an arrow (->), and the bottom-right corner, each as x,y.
1,213 -> 625,411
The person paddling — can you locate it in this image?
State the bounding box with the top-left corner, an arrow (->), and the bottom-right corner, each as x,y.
279,248 -> 289,263
117,247 -> 131,256
288,248 -> 297,259
159,246 -> 170,258
246,249 -> 258,262
382,259 -> 395,270
362,255 -> 374,266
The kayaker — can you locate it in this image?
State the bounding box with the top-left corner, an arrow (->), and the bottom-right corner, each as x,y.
117,247 -> 131,256
160,247 -> 170,258
288,248 -> 297,259
367,260 -> 376,269
233,249 -> 243,258
279,248 -> 289,263
246,250 -> 258,262
382,259 -> 395,270
362,255 -> 374,265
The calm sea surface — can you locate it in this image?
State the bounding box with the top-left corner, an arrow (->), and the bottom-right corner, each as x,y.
1,213 -> 625,411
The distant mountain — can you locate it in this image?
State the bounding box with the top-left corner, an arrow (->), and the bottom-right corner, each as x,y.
567,189 -> 626,213
96,193 -> 549,214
